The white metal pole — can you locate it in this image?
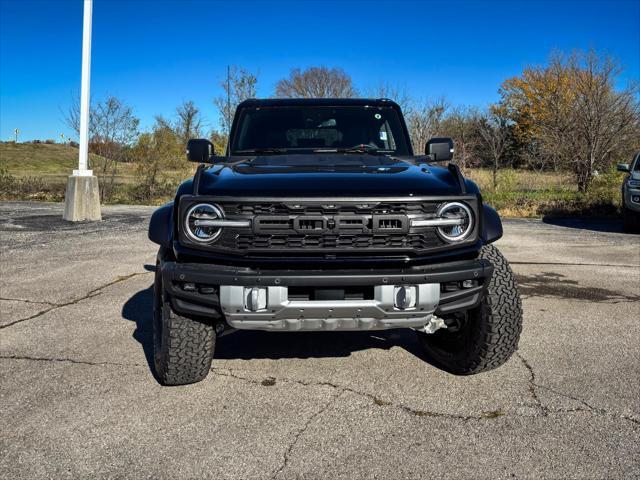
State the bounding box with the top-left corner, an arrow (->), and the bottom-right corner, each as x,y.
75,0 -> 93,176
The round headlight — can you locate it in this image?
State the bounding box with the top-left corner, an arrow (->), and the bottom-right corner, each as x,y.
185,203 -> 224,243
436,202 -> 474,243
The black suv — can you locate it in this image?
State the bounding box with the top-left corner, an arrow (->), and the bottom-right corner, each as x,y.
148,98 -> 522,385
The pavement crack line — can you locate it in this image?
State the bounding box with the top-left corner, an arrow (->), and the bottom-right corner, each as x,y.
270,390 -> 343,480
0,297 -> 60,306
0,271 -> 151,330
213,365 -> 639,426
0,354 -> 145,369
212,368 -> 489,423
515,352 -> 547,414
516,352 -> 639,426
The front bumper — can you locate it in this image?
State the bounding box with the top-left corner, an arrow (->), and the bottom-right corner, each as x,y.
160,258 -> 493,331
623,186 -> 640,213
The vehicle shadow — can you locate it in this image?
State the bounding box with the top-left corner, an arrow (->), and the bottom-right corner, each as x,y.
542,216 -> 627,234
121,284 -> 432,373
515,271 -> 640,303
214,328 -> 425,361
121,285 -> 155,374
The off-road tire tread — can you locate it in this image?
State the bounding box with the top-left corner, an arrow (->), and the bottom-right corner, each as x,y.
156,304 -> 216,385
418,244 -> 522,375
153,253 -> 216,386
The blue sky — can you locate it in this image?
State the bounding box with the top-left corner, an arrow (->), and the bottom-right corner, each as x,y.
1,0 -> 638,141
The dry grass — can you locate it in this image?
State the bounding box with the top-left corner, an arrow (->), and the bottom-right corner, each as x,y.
0,142 -> 192,204
465,168 -> 574,193
0,143 -> 626,216
465,168 -> 624,217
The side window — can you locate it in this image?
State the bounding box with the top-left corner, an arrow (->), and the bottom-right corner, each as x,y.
378,121 -> 396,150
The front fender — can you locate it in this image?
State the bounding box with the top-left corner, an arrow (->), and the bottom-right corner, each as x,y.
481,204 -> 503,244
148,202 -> 174,247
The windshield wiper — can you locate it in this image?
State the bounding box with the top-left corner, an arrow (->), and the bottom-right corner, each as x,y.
233,148 -> 289,154
314,145 -> 394,155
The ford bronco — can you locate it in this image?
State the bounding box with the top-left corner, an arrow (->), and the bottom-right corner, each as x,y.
148,98 -> 523,385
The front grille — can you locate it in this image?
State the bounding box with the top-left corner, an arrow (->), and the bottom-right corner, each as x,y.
233,232 -> 442,251
178,196 -> 479,257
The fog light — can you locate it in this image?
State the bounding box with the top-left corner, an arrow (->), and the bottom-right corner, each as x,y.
462,280 -> 475,288
394,285 -> 417,310
632,195 -> 640,203
244,287 -> 267,312
183,283 -> 196,292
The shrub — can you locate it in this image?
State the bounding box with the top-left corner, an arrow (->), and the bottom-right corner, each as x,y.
0,168 -> 65,201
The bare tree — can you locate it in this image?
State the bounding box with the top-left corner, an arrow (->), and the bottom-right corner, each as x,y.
366,82 -> 413,115
275,67 -> 356,99
476,109 -> 511,189
405,98 -> 448,154
569,52 -> 640,191
175,100 -> 202,146
439,106 -> 482,170
213,66 -> 258,137
65,95 -> 139,200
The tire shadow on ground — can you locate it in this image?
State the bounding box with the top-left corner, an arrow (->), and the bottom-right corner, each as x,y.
121,284 -> 435,375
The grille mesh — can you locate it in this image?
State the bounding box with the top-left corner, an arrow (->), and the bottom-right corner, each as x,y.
233,232 -> 442,251
203,200 -> 468,255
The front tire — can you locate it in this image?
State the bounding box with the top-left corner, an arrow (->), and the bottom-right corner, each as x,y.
416,244 -> 522,375
153,260 -> 216,385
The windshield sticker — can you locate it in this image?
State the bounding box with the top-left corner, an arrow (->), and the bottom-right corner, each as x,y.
380,131 -> 388,141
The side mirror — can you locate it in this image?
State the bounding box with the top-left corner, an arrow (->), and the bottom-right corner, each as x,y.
425,137 -> 454,161
617,163 -> 630,173
186,139 -> 214,163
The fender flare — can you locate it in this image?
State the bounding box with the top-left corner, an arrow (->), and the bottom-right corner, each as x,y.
481,204 -> 503,244
148,202 -> 174,247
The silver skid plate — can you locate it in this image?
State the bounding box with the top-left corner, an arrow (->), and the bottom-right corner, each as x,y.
220,284 -> 440,331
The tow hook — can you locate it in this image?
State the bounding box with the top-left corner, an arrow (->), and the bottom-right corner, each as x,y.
415,316 -> 447,334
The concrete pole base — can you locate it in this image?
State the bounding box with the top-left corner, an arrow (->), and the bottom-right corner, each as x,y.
63,175 -> 102,221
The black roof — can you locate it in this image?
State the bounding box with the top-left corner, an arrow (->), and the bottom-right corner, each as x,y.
237,98 -> 401,109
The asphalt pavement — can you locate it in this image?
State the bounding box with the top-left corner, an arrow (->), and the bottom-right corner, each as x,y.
1,201 -> 639,479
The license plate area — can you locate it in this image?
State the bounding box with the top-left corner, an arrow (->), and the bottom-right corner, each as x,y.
287,286 -> 375,301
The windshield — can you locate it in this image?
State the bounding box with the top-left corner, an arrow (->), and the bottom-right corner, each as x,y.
231,105 -> 411,155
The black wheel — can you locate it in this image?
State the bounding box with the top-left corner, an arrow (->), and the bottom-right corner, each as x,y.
417,244 -> 522,375
623,206 -> 640,233
152,252 -> 216,385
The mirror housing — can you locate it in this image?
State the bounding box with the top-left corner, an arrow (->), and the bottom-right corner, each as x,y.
425,137 -> 454,161
186,139 -> 214,163
617,163 -> 630,173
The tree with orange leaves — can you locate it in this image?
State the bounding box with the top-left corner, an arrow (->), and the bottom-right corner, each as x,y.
498,50 -> 639,192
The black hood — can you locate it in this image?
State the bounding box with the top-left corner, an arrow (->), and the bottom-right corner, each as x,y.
176,154 -> 478,197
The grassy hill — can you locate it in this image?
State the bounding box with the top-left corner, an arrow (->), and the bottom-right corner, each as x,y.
0,142 -> 135,181
0,142 -> 190,204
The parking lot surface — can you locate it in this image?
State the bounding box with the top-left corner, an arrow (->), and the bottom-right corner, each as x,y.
1,202 -> 639,479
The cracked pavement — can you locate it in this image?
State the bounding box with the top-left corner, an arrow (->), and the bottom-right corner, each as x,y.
1,202 -> 639,479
